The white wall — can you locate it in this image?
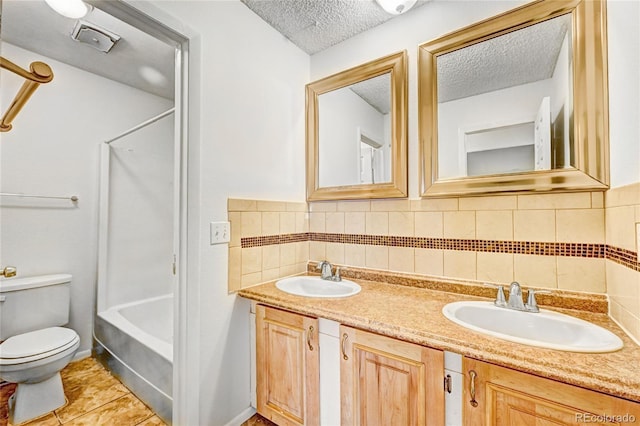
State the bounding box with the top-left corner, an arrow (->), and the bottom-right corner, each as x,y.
145,1 -> 309,424
318,87 -> 385,187
311,0 -> 528,197
608,0 -> 640,187
0,42 -> 173,354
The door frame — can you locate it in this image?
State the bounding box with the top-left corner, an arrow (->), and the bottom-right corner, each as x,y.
86,1 -> 197,424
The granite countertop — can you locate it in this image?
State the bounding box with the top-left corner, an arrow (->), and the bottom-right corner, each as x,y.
238,275 -> 640,403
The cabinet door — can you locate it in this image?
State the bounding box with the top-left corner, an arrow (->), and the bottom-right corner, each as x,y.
340,325 -> 445,425
256,305 -> 319,426
463,358 -> 640,426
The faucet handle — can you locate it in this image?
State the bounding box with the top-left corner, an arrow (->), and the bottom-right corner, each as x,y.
484,283 -> 507,307
525,289 -> 552,313
334,267 -> 341,282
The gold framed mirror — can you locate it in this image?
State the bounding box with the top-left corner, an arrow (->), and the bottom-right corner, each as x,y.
419,0 -> 609,197
306,51 -> 408,201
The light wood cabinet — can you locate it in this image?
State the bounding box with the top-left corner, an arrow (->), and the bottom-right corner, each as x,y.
340,325 -> 445,425
256,305 -> 319,426
463,358 -> 640,425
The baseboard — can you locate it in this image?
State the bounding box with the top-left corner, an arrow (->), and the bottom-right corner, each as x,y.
223,407 -> 256,426
73,349 -> 92,361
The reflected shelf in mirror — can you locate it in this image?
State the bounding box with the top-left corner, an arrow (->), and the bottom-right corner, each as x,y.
437,14 -> 572,180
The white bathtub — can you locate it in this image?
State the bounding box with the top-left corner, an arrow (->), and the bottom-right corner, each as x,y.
98,294 -> 173,362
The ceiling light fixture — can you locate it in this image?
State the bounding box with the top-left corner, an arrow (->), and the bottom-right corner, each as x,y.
44,0 -> 91,19
375,0 -> 417,15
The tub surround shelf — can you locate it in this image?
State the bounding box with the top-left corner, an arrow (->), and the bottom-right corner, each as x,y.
238,275 -> 640,404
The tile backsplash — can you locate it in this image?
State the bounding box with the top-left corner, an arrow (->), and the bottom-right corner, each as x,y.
605,183 -> 640,342
228,187 -> 640,342
228,199 -> 309,292
308,193 -> 607,293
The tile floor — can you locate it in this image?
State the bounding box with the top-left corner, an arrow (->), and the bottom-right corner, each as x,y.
0,357 -> 165,426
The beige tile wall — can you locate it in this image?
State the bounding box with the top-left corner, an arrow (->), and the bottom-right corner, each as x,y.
229,189 -> 640,342
309,192 -> 606,292
228,199 -> 308,292
605,183 -> 640,342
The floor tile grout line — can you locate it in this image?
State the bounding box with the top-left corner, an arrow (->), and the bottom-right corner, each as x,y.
56,360 -> 133,424
134,412 -> 159,426
57,392 -> 133,425
2,359 -> 165,426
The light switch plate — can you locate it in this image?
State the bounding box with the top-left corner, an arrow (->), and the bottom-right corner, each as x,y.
636,223 -> 640,262
210,221 -> 230,245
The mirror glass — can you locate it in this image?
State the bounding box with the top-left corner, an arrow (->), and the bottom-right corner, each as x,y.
437,14 -> 572,180
307,51 -> 407,201
419,0 -> 609,197
318,73 -> 392,187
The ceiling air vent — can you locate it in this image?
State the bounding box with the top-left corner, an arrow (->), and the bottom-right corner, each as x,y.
71,20 -> 121,53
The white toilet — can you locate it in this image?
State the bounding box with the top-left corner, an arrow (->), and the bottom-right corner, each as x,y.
0,274 -> 80,424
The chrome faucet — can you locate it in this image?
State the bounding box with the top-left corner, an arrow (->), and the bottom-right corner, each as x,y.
507,282 -> 526,311
485,281 -> 551,313
316,260 -> 341,282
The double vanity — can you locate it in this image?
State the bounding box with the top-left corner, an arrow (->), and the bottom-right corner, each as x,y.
239,267 -> 640,425
236,0 -> 639,424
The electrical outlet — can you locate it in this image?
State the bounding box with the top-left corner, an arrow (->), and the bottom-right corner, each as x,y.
210,221 -> 230,245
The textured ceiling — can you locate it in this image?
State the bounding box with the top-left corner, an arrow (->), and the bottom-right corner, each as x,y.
0,0 -> 427,101
241,0 -> 429,55
2,1 -> 569,105
437,14 -> 571,103
1,0 -> 175,100
349,73 -> 391,114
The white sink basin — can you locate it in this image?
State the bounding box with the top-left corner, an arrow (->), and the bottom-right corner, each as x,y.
442,301 -> 623,353
276,276 -> 361,298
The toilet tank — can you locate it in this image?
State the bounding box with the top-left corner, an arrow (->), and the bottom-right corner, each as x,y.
0,274 -> 72,340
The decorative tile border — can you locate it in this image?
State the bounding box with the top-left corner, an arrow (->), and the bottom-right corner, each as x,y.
308,233 -> 606,257
241,233 -> 309,248
241,232 -> 639,272
606,245 -> 640,272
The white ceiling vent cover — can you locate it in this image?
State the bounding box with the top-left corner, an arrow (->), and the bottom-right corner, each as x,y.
71,20 -> 120,53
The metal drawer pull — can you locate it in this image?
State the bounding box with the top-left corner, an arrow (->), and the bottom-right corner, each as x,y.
444,374 -> 452,394
469,370 -> 478,407
307,325 -> 314,351
341,333 -> 349,360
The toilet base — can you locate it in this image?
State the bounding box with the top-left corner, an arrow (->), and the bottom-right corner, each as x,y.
9,373 -> 66,425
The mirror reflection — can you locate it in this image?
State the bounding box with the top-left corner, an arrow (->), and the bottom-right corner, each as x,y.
318,73 -> 391,187
419,0 -> 608,197
437,14 -> 573,180
306,50 -> 407,201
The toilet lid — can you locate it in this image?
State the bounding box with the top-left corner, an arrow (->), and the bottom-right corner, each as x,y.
0,327 -> 79,359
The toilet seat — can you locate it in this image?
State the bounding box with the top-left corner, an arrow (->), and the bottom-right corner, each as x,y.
0,327 -> 79,366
